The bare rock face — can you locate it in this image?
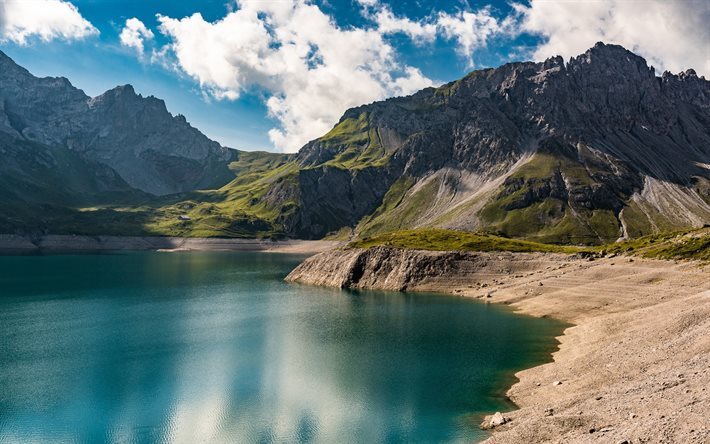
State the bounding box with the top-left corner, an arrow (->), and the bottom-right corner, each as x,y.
0,51 -> 235,196
283,42 -> 710,241
1,43 -> 708,240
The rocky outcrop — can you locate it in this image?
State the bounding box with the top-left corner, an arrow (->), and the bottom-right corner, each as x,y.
284,42 -> 710,241
285,246 -> 571,290
0,51 -> 235,196
1,43 -> 708,240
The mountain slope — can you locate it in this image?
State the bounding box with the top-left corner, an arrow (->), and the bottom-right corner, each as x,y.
0,43 -> 707,241
262,43 -> 710,243
0,50 -> 235,196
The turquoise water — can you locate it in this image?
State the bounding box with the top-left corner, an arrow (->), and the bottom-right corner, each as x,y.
0,252 -> 562,443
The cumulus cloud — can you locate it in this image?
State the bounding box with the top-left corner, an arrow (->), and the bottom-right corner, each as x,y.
119,18 -> 154,56
156,0 -> 433,152
359,1 -> 509,67
515,0 -> 710,77
0,0 -> 97,44
369,8 -> 437,44
437,8 -> 511,67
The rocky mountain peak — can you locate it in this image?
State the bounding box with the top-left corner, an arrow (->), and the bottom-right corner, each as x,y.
0,50 -> 29,76
0,52 -> 236,195
282,43 -> 709,239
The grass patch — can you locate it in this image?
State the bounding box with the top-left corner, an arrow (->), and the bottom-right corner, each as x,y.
602,228 -> 710,261
319,112 -> 370,146
356,176 -> 417,237
351,228 -> 585,254
350,228 -> 710,261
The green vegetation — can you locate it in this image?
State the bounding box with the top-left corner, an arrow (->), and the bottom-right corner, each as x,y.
478,152 -> 619,244
319,113 -> 370,145
351,228 -> 585,254
355,176 -> 418,237
350,228 -> 710,262
0,149 -> 299,239
129,153 -> 299,238
314,112 -> 392,170
603,228 -> 710,261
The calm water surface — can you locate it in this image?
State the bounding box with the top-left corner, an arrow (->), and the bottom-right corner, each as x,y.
0,252 -> 562,443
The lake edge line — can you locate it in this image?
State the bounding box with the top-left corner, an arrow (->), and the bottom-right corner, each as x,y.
285,246 -> 710,443
0,234 -> 340,254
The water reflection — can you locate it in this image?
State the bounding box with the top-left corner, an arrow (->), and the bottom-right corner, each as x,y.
0,252 -> 562,443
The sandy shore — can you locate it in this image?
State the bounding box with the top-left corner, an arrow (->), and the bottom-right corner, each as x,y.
287,248 -> 710,443
0,234 -> 339,254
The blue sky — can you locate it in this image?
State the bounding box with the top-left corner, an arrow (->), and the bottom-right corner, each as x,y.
1,0 -> 707,152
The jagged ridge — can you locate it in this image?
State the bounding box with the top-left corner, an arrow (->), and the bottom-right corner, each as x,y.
269,42 -> 710,243
0,50 -> 235,196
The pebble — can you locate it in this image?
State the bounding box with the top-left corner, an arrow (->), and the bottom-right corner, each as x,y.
553,381 -> 562,386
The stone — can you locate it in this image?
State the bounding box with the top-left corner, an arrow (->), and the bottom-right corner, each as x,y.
480,412 -> 509,429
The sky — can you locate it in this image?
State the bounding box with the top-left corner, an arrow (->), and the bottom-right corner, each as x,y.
0,0 -> 708,153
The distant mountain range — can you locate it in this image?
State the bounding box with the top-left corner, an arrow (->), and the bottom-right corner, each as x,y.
0,43 -> 708,243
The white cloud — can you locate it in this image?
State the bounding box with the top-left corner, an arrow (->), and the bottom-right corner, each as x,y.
515,0 -> 710,77
119,18 -> 154,56
359,1 -> 508,67
156,0 -> 433,152
436,8 -> 510,67
0,0 -> 97,45
370,8 -> 437,44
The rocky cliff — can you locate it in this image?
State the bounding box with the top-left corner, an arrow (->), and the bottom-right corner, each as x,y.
0,50 -> 235,196
285,246 -> 569,291
273,43 -> 710,242
1,43 -> 708,240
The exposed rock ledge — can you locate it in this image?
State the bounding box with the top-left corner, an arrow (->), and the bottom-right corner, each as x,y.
287,247 -> 710,443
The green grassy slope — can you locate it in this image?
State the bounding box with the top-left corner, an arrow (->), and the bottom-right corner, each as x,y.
351,229 -> 585,254
78,151 -> 297,238
476,152 -> 622,245
350,228 -> 710,261
315,112 -> 391,169
0,145 -> 297,238
603,228 -> 710,261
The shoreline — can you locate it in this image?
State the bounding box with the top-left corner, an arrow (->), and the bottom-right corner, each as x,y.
286,247 -> 710,443
0,234 -> 340,254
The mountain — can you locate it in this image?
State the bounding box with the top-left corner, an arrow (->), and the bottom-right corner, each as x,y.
0,43 -> 708,242
0,50 -> 235,197
250,42 -> 709,243
0,50 -> 298,237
